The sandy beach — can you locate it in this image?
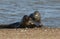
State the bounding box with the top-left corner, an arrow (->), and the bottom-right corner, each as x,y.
0,27 -> 60,39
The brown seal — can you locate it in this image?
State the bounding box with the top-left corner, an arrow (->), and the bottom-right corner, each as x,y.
20,15 -> 36,28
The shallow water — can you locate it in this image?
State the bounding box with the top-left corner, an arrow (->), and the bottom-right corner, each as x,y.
0,0 -> 60,28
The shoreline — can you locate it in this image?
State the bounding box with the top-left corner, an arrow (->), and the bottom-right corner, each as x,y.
0,27 -> 60,39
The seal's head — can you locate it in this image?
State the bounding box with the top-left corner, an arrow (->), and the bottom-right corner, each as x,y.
33,11 -> 41,22
29,11 -> 41,22
34,11 -> 40,15
22,15 -> 29,22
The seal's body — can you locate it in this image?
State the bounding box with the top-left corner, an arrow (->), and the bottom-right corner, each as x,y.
0,11 -> 43,28
0,22 -> 20,28
8,22 -> 20,28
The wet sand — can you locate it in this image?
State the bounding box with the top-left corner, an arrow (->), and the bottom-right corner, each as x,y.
0,27 -> 60,39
